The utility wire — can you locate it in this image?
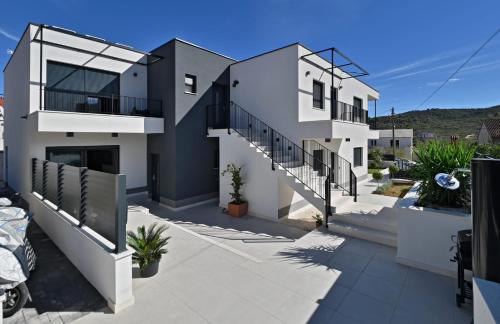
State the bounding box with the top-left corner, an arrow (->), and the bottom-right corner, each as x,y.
417,27 -> 500,108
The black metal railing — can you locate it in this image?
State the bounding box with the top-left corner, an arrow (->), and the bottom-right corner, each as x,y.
331,100 -> 368,124
207,102 -> 333,221
31,158 -> 127,253
303,140 -> 357,201
44,88 -> 163,118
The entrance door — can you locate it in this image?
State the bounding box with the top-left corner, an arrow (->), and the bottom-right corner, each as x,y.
150,154 -> 160,202
313,150 -> 324,176
212,83 -> 227,128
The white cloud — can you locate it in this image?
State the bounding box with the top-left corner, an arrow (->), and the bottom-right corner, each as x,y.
6,49 -> 13,55
426,78 -> 461,87
0,27 -> 19,41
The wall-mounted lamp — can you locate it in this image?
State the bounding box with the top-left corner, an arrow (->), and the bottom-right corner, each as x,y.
133,72 -> 138,77
66,132 -> 74,137
20,114 -> 28,119
305,71 -> 311,77
232,80 -> 239,88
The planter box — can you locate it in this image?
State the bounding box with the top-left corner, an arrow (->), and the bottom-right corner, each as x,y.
228,202 -> 248,217
396,183 -> 472,277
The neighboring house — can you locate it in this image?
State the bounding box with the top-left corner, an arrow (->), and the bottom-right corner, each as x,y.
477,119 -> 500,144
416,131 -> 435,142
368,129 -> 413,160
4,23 -> 379,221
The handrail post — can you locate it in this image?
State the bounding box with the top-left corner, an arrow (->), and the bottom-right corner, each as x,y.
31,158 -> 37,193
271,128 -> 275,170
206,105 -> 209,135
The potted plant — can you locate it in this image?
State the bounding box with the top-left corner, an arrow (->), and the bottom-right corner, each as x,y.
127,223 -> 170,278
312,214 -> 323,227
221,163 -> 248,217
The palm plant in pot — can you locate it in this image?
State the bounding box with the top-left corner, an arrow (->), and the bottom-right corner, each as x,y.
221,163 -> 248,217
127,223 -> 170,278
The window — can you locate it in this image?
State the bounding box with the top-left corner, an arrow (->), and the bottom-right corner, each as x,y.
312,80 -> 324,109
370,140 -> 377,146
390,139 -> 400,148
46,146 -> 119,174
353,147 -> 363,167
185,74 -> 197,94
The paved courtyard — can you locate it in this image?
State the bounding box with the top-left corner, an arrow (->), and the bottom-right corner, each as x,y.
74,199 -> 471,324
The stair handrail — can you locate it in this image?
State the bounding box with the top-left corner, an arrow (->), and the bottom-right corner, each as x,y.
226,101 -> 333,219
303,139 -> 357,201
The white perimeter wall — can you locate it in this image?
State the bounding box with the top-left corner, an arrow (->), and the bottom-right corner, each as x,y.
396,204 -> 471,277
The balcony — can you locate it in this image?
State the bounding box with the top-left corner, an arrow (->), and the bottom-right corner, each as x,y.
332,101 -> 368,124
35,88 -> 164,134
44,88 -> 162,117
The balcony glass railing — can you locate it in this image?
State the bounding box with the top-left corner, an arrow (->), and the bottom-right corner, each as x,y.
44,88 -> 163,118
331,101 -> 368,124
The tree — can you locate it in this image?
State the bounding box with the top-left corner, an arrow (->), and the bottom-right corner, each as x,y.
372,170 -> 383,189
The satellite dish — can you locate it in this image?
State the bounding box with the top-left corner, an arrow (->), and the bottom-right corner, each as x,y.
435,173 -> 460,190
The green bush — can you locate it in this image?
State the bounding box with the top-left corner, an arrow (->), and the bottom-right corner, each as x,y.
413,140 -> 475,209
221,163 -> 245,204
127,223 -> 170,270
369,149 -> 383,168
372,170 -> 383,188
389,164 -> 400,178
476,144 -> 500,159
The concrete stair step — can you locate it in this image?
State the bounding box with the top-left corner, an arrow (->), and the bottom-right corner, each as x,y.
327,220 -> 397,247
330,209 -> 398,234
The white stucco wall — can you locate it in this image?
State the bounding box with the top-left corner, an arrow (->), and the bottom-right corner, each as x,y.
473,278 -> 500,324
396,199 -> 471,277
218,131 -> 280,220
4,24 -> 152,197
30,194 -> 134,312
29,122 -> 148,190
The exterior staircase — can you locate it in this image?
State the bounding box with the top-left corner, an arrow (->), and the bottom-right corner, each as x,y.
207,102 -> 334,219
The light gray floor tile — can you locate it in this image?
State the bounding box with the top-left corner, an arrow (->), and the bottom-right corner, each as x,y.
364,259 -> 409,285
337,291 -> 395,324
352,273 -> 403,305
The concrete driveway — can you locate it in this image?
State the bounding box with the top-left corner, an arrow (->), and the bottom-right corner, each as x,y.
75,199 -> 471,324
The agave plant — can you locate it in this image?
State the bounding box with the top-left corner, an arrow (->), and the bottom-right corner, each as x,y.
413,140 -> 475,209
127,223 -> 170,270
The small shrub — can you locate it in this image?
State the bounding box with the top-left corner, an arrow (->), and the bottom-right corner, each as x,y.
374,182 -> 390,194
127,223 -> 170,270
369,149 -> 383,169
372,170 -> 384,188
312,214 -> 323,226
476,144 -> 500,159
389,164 -> 400,178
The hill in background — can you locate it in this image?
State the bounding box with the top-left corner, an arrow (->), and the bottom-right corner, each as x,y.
370,105 -> 500,139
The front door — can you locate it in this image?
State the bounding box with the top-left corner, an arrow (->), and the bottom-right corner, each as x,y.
313,150 -> 324,176
212,83 -> 227,128
150,154 -> 160,202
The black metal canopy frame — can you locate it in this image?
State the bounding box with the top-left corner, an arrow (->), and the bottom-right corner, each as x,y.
300,47 -> 369,81
32,24 -> 164,110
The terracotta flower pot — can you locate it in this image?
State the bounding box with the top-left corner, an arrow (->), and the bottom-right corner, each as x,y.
228,201 -> 248,217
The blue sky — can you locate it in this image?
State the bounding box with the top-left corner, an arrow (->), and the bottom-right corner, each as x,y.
1,0 -> 499,116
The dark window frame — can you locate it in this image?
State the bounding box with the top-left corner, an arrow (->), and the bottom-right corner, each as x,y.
185,74 -> 197,94
312,80 -> 324,110
46,145 -> 120,174
353,147 -> 363,167
46,60 -> 120,96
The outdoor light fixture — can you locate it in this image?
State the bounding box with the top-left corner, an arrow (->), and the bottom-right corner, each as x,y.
232,80 -> 239,87
305,71 -> 311,77
434,168 -> 470,190
133,72 -> 138,77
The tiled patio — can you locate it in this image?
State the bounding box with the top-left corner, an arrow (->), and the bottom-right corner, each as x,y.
74,199 -> 472,324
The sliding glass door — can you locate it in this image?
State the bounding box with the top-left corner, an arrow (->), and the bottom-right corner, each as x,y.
46,146 -> 119,174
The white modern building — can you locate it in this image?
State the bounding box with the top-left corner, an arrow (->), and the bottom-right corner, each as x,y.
5,23 -> 379,225
368,128 -> 413,160
3,24 -> 164,197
